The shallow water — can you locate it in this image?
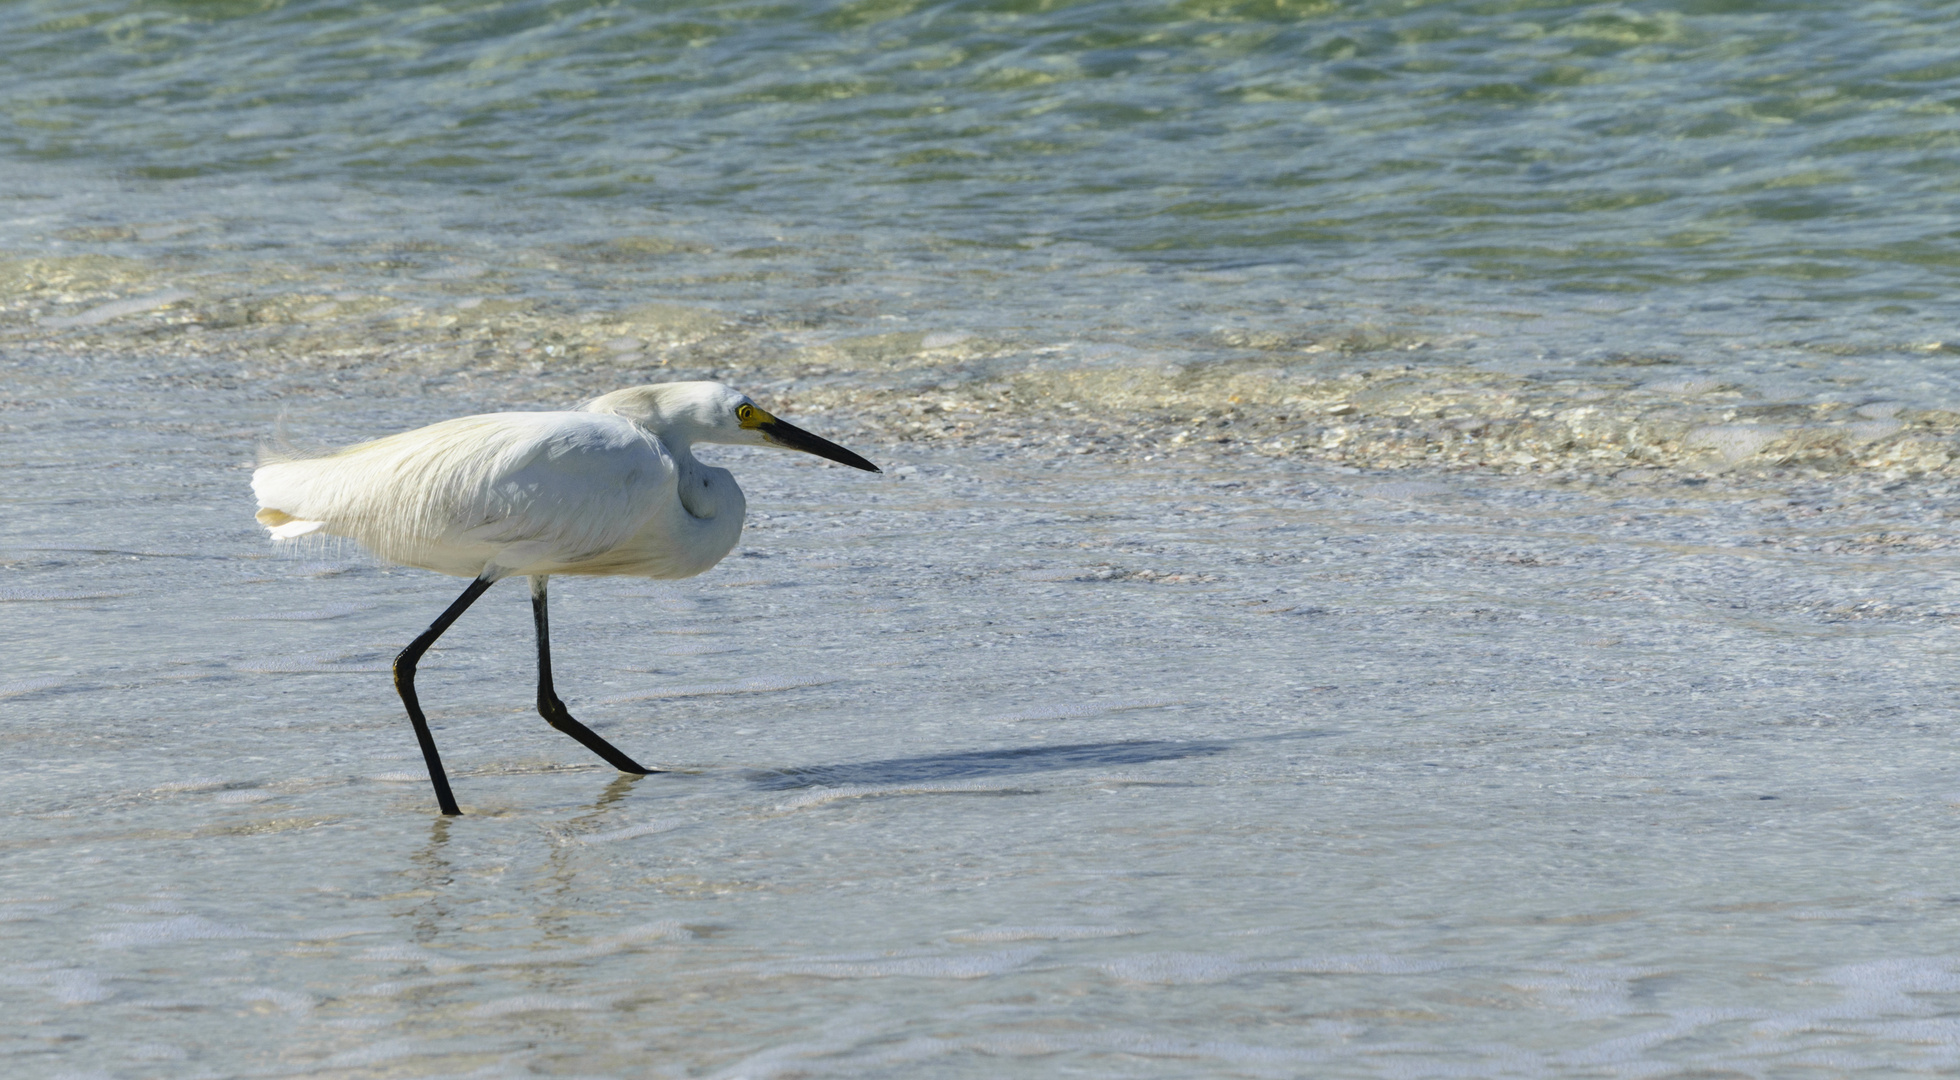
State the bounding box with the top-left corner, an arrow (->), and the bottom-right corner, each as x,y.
8,1 -> 1960,1075
8,355 -> 1960,1077
5,0 -> 1960,413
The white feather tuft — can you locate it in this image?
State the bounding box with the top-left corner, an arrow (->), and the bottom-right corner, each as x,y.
268,520 -> 326,540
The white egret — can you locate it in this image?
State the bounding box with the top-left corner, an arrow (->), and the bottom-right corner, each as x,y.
251,381 -> 879,815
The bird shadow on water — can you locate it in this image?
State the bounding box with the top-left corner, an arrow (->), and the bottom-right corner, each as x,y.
745,739 -> 1232,791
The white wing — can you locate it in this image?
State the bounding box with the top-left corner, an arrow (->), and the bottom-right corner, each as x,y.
253,411 -> 675,576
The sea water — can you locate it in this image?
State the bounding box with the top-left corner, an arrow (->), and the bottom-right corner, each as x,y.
6,1 -> 1960,1076
5,0 -> 1960,401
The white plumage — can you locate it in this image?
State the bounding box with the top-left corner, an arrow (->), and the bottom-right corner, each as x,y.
252,382 -> 795,581
253,408 -> 741,579
248,381 -> 880,815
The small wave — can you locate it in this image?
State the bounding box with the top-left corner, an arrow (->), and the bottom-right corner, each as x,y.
776,781 -> 1040,811
4,966 -> 112,1005
471,994 -> 605,1017
42,288 -> 193,329
0,589 -> 125,602
232,653 -> 391,674
0,677 -> 66,699
635,641 -> 739,656
1645,376 -> 1730,395
356,944 -> 471,972
500,922 -> 695,964
1358,480 -> 1454,499
1099,951 -> 1445,985
322,1038 -> 425,1068
151,778 -> 228,793
579,820 -> 683,844
94,915 -> 276,949
223,603 -> 373,621
950,926 -> 1139,942
750,946 -> 1042,980
239,987 -> 313,1015
988,699 -> 1180,723
601,676 -> 836,704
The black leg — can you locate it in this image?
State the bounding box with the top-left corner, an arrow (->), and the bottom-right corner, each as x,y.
394,575 -> 495,816
531,575 -> 657,775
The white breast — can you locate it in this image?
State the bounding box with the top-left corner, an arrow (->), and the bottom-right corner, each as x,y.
595,451 -> 746,579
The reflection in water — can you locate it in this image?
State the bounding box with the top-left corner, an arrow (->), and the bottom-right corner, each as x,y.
587,773 -> 645,816
407,816 -> 454,945
538,772 -> 651,938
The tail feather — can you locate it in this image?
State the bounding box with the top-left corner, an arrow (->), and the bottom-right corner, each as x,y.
268,519 -> 326,540
252,457 -> 335,540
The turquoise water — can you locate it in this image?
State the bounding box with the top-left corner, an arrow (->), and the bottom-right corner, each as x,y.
5,0 -> 1960,389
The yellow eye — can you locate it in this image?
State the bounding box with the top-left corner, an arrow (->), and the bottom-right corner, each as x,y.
738,404 -> 755,421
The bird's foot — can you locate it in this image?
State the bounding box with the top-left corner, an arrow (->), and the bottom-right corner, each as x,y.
540,699 -> 659,775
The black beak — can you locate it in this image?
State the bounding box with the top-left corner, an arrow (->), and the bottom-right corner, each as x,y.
760,418 -> 881,473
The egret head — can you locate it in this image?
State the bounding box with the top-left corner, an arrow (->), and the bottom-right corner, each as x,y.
582,382 -> 880,472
